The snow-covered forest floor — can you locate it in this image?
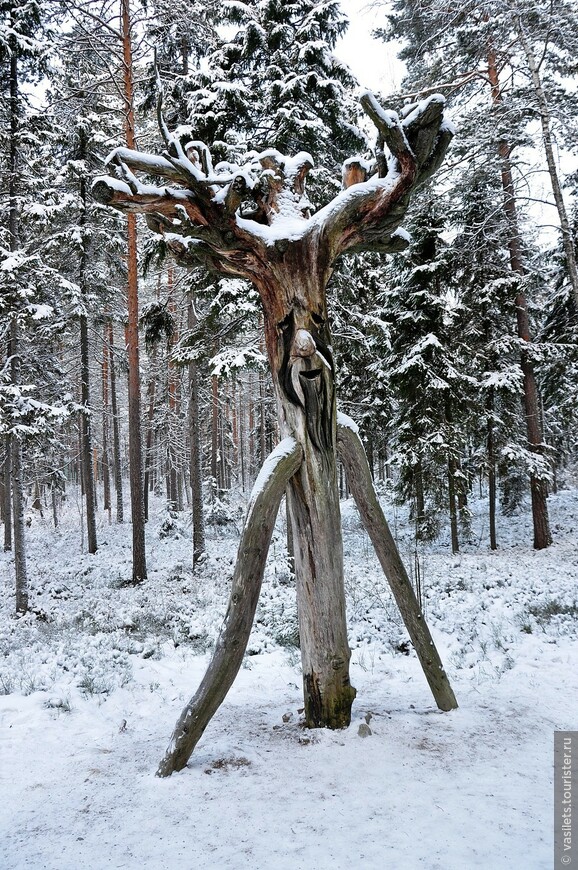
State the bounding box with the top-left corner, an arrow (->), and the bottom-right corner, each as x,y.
1,480 -> 577,869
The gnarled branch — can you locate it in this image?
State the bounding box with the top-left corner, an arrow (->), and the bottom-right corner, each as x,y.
318,92 -> 453,259
92,90 -> 454,281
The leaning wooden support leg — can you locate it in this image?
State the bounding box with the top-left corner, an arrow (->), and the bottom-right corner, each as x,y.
337,414 -> 458,712
157,437 -> 303,777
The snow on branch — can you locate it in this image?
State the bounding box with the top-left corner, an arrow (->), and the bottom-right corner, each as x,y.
92,89 -> 454,276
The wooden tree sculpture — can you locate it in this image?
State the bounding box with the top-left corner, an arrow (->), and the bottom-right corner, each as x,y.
92,88 -> 458,777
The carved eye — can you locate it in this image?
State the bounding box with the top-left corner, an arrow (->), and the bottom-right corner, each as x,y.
278,313 -> 292,333
311,311 -> 325,327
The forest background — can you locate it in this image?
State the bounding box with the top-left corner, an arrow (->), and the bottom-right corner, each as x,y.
1,0 -> 577,867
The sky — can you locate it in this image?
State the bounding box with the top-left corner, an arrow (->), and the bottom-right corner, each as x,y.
335,0 -> 406,96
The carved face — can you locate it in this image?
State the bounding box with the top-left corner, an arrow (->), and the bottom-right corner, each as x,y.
278,309 -> 335,452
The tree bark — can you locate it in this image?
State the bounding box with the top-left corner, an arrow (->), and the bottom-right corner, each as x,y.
102,330 -> 112,521
488,48 -> 552,550
108,320 -> 124,523
11,322 -> 27,615
448,455 -> 459,555
79,149 -> 97,554
3,438 -> 11,551
121,0 -> 147,581
255,247 -> 356,729
337,414 -> 458,712
187,299 -> 205,564
414,459 -> 425,538
210,362 -> 219,494
8,25 -> 27,611
486,388 -> 497,550
157,437 -> 303,776
143,354 -> 156,522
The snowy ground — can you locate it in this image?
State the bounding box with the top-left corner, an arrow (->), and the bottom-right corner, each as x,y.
1,482 -> 577,869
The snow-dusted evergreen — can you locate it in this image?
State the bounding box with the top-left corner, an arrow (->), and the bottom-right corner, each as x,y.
0,0 -> 577,864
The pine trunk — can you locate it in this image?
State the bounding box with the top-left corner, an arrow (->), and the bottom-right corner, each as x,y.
143,358 -> 156,523
102,331 -> 112,520
8,29 -> 27,610
488,49 -> 551,550
486,389 -> 497,550
3,438 -> 11,551
108,321 -> 124,523
78,161 -> 97,553
448,455 -> 459,555
11,322 -> 27,615
122,0 -> 146,581
188,300 -> 205,563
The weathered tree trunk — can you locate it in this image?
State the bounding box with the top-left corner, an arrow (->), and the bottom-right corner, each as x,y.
12,436 -> 27,614
337,415 -> 458,712
488,48 -> 551,550
255,248 -> 356,729
157,437 -> 303,776
108,321 -> 124,523
121,0 -> 147,581
187,299 -> 205,564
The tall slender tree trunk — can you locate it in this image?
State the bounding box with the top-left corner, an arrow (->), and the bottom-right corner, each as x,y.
102,330 -> 112,521
488,48 -> 551,550
514,19 -> 578,309
78,135 -> 97,554
239,377 -> 247,490
121,0 -> 146,580
3,440 -> 11,551
414,459 -> 425,538
448,454 -> 459,555
211,359 -> 219,493
187,299 -> 205,563
486,388 -> 497,550
143,351 -> 156,522
108,320 -> 124,522
8,28 -> 27,612
167,267 -> 179,510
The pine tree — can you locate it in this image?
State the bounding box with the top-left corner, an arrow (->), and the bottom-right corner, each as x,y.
381,0 -> 556,548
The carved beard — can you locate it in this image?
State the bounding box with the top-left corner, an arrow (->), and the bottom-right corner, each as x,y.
279,311 -> 335,453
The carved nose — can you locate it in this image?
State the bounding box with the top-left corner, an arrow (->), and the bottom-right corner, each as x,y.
292,329 -> 316,358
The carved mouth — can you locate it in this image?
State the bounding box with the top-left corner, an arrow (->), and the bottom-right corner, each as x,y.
299,368 -> 322,380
